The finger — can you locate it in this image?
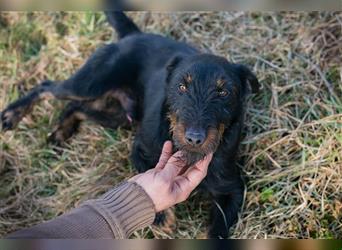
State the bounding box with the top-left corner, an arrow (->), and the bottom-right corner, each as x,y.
155,141 -> 173,170
194,153 -> 213,172
181,153 -> 213,177
173,154 -> 213,199
159,151 -> 186,181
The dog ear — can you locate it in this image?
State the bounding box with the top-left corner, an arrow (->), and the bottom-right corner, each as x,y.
234,64 -> 260,94
166,55 -> 183,82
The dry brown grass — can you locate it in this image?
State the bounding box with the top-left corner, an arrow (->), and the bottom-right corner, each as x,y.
0,11 -> 341,239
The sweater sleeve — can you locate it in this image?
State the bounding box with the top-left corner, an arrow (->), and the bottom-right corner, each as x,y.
7,181 -> 156,239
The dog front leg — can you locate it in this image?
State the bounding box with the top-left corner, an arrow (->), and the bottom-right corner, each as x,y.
208,180 -> 244,238
1,80 -> 58,130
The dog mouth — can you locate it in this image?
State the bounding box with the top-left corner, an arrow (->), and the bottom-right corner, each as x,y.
168,113 -> 225,165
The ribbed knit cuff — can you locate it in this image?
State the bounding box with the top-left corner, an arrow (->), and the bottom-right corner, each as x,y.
82,181 -> 156,238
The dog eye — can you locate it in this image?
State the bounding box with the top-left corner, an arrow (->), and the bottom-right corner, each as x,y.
218,89 -> 228,97
179,83 -> 187,92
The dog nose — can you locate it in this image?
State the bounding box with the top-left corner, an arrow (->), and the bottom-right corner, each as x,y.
185,128 -> 206,146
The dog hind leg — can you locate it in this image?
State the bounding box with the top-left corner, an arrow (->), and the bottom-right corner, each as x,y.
48,100 -> 131,146
1,44 -> 132,131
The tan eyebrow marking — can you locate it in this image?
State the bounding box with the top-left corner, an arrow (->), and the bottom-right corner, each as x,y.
185,73 -> 192,84
216,78 -> 226,88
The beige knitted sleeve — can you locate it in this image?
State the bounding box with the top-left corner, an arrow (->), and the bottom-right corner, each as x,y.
7,181 -> 156,239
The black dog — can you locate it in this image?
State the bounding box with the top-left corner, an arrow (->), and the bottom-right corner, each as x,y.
1,12 -> 260,238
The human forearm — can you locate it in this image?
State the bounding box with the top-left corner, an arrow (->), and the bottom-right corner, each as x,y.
7,181 -> 155,239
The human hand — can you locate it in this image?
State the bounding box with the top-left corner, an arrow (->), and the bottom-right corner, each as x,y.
129,141 -> 213,212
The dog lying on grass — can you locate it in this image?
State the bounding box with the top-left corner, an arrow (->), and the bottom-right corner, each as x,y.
1,11 -> 260,238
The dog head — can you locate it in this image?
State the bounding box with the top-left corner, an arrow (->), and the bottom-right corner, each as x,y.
166,54 -> 259,164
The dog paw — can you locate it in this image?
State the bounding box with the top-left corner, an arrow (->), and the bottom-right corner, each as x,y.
1,110 -> 14,131
208,228 -> 229,239
47,128 -> 65,147
152,208 -> 176,234
1,95 -> 37,131
1,107 -> 25,131
47,123 -> 78,147
153,212 -> 166,225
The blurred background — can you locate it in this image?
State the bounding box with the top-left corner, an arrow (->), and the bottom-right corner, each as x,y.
0,12 -> 341,239
0,0 -> 341,10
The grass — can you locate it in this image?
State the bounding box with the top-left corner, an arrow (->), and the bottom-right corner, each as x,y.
0,11 -> 341,239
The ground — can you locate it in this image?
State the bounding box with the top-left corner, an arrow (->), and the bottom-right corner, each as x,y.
0,12 -> 341,239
